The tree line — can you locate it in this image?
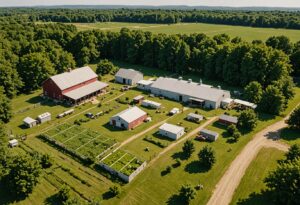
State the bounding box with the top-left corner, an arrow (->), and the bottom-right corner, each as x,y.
2,8 -> 300,30
0,18 -> 299,123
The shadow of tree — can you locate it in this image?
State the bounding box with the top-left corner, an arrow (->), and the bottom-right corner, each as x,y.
236,190 -> 275,205
184,160 -> 210,174
44,193 -> 62,205
280,127 -> 300,141
171,151 -> 188,161
102,191 -> 115,200
166,194 -> 187,205
0,183 -> 26,205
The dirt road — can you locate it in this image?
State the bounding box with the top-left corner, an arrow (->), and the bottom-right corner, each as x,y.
206,119 -> 290,205
148,117 -> 218,167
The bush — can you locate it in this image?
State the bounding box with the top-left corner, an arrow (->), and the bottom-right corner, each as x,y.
182,140 -> 195,159
238,109 -> 258,131
232,131 -> 241,142
40,154 -> 53,169
287,106 -> 300,129
109,185 -> 121,197
57,185 -> 71,202
179,184 -> 196,204
227,124 -> 238,136
198,146 -> 216,168
96,59 -> 118,76
166,166 -> 172,173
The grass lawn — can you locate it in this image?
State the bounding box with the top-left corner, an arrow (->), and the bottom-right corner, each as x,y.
230,148 -> 284,205
71,22 -> 300,42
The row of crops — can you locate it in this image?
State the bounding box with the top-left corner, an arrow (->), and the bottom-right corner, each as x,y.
101,149 -> 145,177
43,123 -> 117,159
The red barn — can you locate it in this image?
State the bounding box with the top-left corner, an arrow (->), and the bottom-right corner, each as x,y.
42,66 -> 108,105
110,106 -> 147,130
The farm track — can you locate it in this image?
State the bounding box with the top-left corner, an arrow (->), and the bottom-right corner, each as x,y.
147,116 -> 218,167
116,107 -> 190,150
207,117 -> 292,205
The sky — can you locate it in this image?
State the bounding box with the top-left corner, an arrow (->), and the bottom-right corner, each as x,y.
0,0 -> 300,8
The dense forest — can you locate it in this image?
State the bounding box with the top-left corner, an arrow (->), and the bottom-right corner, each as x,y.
1,8 -> 300,29
0,12 -> 299,123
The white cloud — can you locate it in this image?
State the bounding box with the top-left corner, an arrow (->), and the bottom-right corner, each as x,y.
1,0 -> 300,7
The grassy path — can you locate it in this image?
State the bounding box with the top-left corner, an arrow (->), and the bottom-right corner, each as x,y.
207,119 -> 290,205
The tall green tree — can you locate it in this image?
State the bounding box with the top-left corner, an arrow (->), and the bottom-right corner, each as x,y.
238,109 -> 258,131
259,85 -> 286,115
96,59 -> 118,76
287,106 -> 300,129
266,35 -> 293,54
244,81 -> 263,104
198,146 -> 216,168
18,52 -> 56,92
182,140 -> 195,159
264,158 -> 300,205
285,144 -> 300,162
0,62 -> 23,98
0,87 -> 12,123
4,153 -> 42,198
179,184 -> 196,204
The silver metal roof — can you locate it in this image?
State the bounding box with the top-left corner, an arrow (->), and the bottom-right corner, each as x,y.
187,113 -> 204,119
150,77 -> 230,102
113,106 -> 146,123
219,114 -> 238,123
23,117 -> 37,124
50,66 -> 98,90
159,123 -> 184,134
137,80 -> 154,85
115,68 -> 143,79
63,81 -> 108,100
200,129 -> 219,137
234,99 -> 257,109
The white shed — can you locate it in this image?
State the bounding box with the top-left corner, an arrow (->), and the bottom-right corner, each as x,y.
137,80 -> 154,91
200,129 -> 219,141
187,113 -> 204,122
169,108 -> 180,115
23,117 -> 38,128
9,139 -> 18,148
159,123 -> 185,140
37,112 -> 51,124
141,100 -> 161,109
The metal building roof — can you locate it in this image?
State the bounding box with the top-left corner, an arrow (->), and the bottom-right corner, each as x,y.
37,112 -> 51,119
50,66 -> 98,90
187,113 -> 204,120
113,106 -> 146,123
200,129 -> 219,137
137,80 -> 154,86
63,81 -> 108,100
150,77 -> 230,102
115,68 -> 143,80
159,123 -> 184,134
219,114 -> 238,124
23,117 -> 37,124
233,99 -> 257,109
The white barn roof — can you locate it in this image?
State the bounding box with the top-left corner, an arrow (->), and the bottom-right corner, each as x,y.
115,68 -> 142,80
159,123 -> 184,134
23,117 -> 37,124
234,99 -> 257,109
150,77 -> 230,102
113,106 -> 146,123
38,112 -> 51,119
63,81 -> 108,100
50,66 -> 97,90
219,114 -> 238,124
137,80 -> 154,86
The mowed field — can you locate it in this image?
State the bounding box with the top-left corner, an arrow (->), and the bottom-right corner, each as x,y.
72,22 -> 300,42
4,60 -> 300,205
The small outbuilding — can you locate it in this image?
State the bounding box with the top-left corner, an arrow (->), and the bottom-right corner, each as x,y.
110,106 -> 147,130
23,117 -> 38,128
159,123 -> 185,140
137,80 -> 154,91
115,68 -> 143,85
141,100 -> 161,109
233,99 -> 257,110
169,108 -> 180,115
37,112 -> 51,124
133,95 -> 145,104
218,114 -> 238,125
199,129 -> 219,141
9,139 -> 19,148
186,113 -> 204,122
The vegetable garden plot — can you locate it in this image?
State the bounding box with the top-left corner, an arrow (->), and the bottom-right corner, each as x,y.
41,123 -> 117,160
101,149 -> 145,177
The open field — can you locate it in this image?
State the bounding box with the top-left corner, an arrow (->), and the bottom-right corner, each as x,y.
72,22 -> 300,42
5,60 -> 300,205
230,148 -> 284,205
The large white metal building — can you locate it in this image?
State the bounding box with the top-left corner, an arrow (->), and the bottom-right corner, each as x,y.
115,68 -> 143,85
149,77 -> 230,109
159,123 -> 185,140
